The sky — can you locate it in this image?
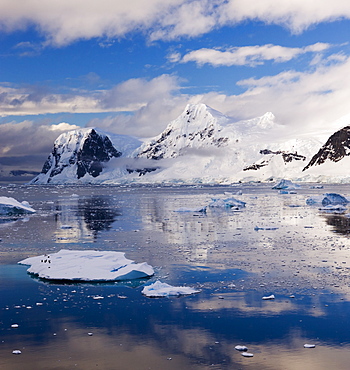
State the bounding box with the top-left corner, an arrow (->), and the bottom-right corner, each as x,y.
1,0 -> 350,176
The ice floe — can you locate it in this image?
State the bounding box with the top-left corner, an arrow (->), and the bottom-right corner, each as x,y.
0,196 -> 36,215
241,352 -> 254,357
262,294 -> 275,300
174,206 -> 207,213
18,249 -> 154,281
306,193 -> 349,206
141,280 -> 200,297
208,197 -> 246,209
304,344 -> 316,348
272,179 -> 300,190
235,345 -> 248,351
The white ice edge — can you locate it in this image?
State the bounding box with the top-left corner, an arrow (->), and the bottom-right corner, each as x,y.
0,196 -> 36,214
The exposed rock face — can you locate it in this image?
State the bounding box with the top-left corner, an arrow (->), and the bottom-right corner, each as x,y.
32,128 -> 121,183
303,126 -> 350,171
244,149 -> 306,171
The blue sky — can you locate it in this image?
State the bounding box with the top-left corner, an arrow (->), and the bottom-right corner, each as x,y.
1,0 -> 350,173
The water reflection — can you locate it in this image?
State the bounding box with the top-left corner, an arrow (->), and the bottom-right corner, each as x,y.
54,195 -> 121,242
324,214 -> 350,235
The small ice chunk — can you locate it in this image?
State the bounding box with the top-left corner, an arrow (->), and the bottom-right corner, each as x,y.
142,280 -> 200,297
272,179 -> 300,190
0,196 -> 36,215
174,206 -> 207,213
12,350 -> 22,355
88,332 -> 93,336
262,295 -> 275,300
18,249 -> 154,281
304,344 -> 316,348
241,352 -> 254,357
235,345 -> 248,351
254,226 -> 278,231
11,324 -> 19,328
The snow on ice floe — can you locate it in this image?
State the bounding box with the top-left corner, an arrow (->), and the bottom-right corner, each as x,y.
235,345 -> 248,351
141,280 -> 200,297
208,197 -> 246,209
304,344 -> 316,348
272,179 -> 300,190
18,249 -> 154,281
306,193 -> 349,206
0,196 -> 36,215
262,294 -> 275,300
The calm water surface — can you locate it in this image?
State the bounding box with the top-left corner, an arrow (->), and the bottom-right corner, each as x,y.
1,183 -> 350,369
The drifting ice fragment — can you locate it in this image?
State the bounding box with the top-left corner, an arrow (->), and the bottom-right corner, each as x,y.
0,196 -> 36,215
235,345 -> 248,351
241,352 -> 254,357
174,206 -> 207,213
141,280 -> 200,297
306,193 -> 349,206
319,204 -> 347,213
209,197 -> 246,209
18,249 -> 154,281
254,226 -> 278,231
12,350 -> 22,355
272,179 -> 300,190
262,294 -> 275,300
304,344 -> 316,348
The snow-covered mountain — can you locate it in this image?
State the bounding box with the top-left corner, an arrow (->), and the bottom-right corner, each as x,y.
29,104 -> 350,184
31,128 -> 141,184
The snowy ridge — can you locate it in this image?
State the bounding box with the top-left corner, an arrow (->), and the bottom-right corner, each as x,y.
29,104 -> 350,184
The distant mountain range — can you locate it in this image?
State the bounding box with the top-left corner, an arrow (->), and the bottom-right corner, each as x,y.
30,104 -> 350,184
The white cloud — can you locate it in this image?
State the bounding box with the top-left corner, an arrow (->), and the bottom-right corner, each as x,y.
1,0 -> 350,45
181,43 -> 331,67
190,56 -> 350,140
219,0 -> 350,34
0,75 -> 182,117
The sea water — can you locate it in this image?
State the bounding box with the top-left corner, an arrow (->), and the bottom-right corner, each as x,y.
1,183 -> 350,369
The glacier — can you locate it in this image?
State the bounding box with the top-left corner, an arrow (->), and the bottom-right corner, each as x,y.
29,103 -> 350,185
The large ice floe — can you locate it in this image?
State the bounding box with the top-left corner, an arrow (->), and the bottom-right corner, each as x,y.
306,193 -> 349,206
0,197 -> 36,215
18,249 -> 154,281
141,280 -> 200,297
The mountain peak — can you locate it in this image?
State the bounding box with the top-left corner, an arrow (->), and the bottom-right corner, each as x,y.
31,127 -> 121,183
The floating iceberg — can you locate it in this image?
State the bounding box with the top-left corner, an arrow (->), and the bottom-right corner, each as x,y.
306,193 -> 349,206
141,280 -> 200,297
272,179 -> 300,190
208,197 -> 246,209
0,196 -> 36,215
18,249 -> 154,281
